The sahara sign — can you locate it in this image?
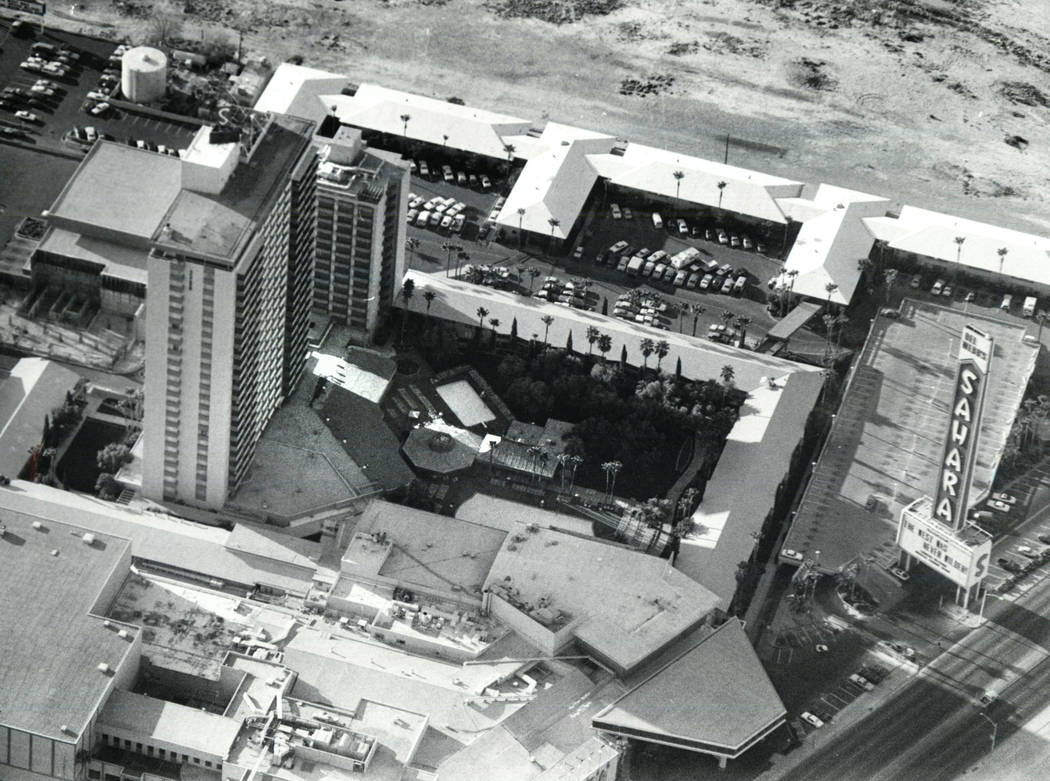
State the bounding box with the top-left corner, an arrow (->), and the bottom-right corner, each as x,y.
933,326 -> 992,530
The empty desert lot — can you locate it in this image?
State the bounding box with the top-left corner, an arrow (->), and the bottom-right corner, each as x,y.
39,0 -> 1050,234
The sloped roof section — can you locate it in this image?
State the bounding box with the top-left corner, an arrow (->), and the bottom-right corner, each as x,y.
593,618 -> 785,756
676,371 -> 823,608
590,143 -> 802,224
323,83 -> 533,159
775,184 -> 889,305
884,205 -> 1050,286
497,124 -> 615,237
253,62 -> 352,122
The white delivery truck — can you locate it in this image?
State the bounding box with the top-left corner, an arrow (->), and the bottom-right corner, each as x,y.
1023,296 -> 1037,317
670,247 -> 702,270
626,255 -> 645,277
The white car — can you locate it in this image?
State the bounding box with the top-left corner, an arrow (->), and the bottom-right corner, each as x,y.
610,203 -> 622,220
415,210 -> 431,227
442,164 -> 454,183
440,214 -> 453,231
677,218 -> 688,235
801,712 -> 824,729
14,110 -> 39,123
888,566 -> 910,581
89,102 -> 110,116
34,79 -> 58,89
849,674 -> 875,691
20,60 -> 43,72
623,206 -> 633,220
30,85 -> 54,96
480,174 -> 492,190
408,195 -> 425,210
781,548 -> 804,561
451,214 -> 465,233
406,208 -> 419,224
991,492 -> 1017,504
572,245 -> 585,260
988,500 -> 1012,513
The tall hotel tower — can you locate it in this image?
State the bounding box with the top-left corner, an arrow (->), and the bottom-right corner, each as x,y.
141,116 -> 317,509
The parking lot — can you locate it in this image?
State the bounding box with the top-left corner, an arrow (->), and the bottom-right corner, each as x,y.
401,161 -> 833,351
0,21 -> 197,155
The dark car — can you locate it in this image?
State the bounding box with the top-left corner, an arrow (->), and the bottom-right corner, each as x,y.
998,557 -> 1023,574
1037,534 -> 1050,545
11,19 -> 33,37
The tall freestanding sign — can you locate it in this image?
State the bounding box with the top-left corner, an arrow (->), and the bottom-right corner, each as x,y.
933,324 -> 992,531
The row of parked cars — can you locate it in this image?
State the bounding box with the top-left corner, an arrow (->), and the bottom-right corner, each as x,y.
411,159 -> 493,191
798,664 -> 887,732
610,203 -> 769,254
535,277 -> 593,310
407,192 -> 468,234
598,241 -> 750,296
611,291 -> 670,329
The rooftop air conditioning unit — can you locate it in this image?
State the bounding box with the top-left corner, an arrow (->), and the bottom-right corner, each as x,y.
83,533 -> 96,545
32,521 -> 43,530
103,620 -> 112,628
118,629 -> 130,640
97,663 -> 111,675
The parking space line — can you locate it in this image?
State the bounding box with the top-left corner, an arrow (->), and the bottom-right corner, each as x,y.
822,692 -> 849,709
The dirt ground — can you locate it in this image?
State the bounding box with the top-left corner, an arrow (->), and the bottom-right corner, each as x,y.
43,0 -> 1050,234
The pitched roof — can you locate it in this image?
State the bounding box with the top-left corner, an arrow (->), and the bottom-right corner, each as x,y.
877,205 -> 1050,286
496,125 -> 615,236
0,357 -> 81,477
589,143 -> 802,224
775,184 -> 889,305
675,371 -> 823,608
323,83 -> 533,159
593,619 -> 785,755
252,62 -> 351,122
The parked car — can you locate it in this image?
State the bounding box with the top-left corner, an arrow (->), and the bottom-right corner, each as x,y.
456,171 -> 467,186
888,565 -> 910,581
720,276 -> 735,294
673,270 -> 689,287
29,85 -> 54,96
801,712 -> 824,729
572,245 -> 585,260
998,557 -> 1023,573
442,164 -> 454,183
419,160 -> 430,177
730,234 -> 741,248
942,285 -> 953,298
415,211 -> 431,227
406,208 -> 419,224
880,307 -> 901,319
623,206 -> 633,220
849,673 -> 875,691
89,102 -> 110,116
480,174 -> 492,190
931,279 -> 945,295
742,235 -> 754,250
699,274 -> 714,290
991,492 -> 1017,504
610,203 -> 622,220
989,499 -> 1012,512
14,110 -> 39,123
686,273 -> 702,290
1001,294 -> 1013,310
676,218 -> 688,236
1018,546 -> 1040,559
717,229 -> 728,244
910,274 -> 922,289
451,214 -> 465,233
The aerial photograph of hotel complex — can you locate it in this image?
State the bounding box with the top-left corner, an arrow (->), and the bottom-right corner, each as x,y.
3,1 -> 1050,780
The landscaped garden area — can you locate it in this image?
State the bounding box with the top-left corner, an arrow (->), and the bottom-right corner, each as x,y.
405,311 -> 746,500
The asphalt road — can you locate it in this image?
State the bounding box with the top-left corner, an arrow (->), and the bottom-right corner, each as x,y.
779,565 -> 1050,781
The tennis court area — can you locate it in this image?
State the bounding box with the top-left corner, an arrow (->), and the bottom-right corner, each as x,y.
435,379 -> 495,427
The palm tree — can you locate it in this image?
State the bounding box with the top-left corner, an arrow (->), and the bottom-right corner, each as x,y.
527,267 -> 541,291
720,309 -> 734,329
734,316 -> 752,347
568,454 -> 583,494
456,250 -> 470,277
597,333 -> 612,363
953,235 -> 965,281
655,339 -> 670,370
489,318 -> 501,349
476,306 -> 489,334
824,281 -> 839,304
602,460 -> 623,502
716,180 -> 727,211
556,453 -> 570,493
997,247 -> 1008,282
399,113 -> 411,138
547,217 -> 561,258
673,169 -> 685,205
541,314 -> 554,348
406,236 -> 421,268
504,142 -> 516,167
423,289 -> 436,321
678,302 -> 690,333
442,133 -> 449,148
517,207 -> 526,248
720,364 -> 735,401
883,268 -> 898,305
586,325 -> 600,354
399,278 -> 415,345
640,338 -> 655,370
691,304 -> 704,336
833,313 -> 849,352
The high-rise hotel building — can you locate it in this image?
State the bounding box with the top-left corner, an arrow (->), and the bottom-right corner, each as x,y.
141,116 -> 317,509
312,119 -> 408,343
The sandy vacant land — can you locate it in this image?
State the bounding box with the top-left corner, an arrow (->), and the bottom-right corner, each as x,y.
47,0 -> 1050,234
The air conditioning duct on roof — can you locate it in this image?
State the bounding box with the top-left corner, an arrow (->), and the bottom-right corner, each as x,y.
83,533 -> 96,545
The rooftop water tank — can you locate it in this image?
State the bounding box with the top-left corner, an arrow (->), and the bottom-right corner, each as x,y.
121,46 -> 167,104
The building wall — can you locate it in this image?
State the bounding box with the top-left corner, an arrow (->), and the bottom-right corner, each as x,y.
0,728 -> 75,780
488,594 -> 560,656
96,731 -> 223,771
142,253 -> 237,508
283,150 -> 319,397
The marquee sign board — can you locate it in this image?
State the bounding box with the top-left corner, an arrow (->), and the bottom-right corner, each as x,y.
897,508 -> 992,590
933,325 -> 992,530
1,0 -> 46,15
